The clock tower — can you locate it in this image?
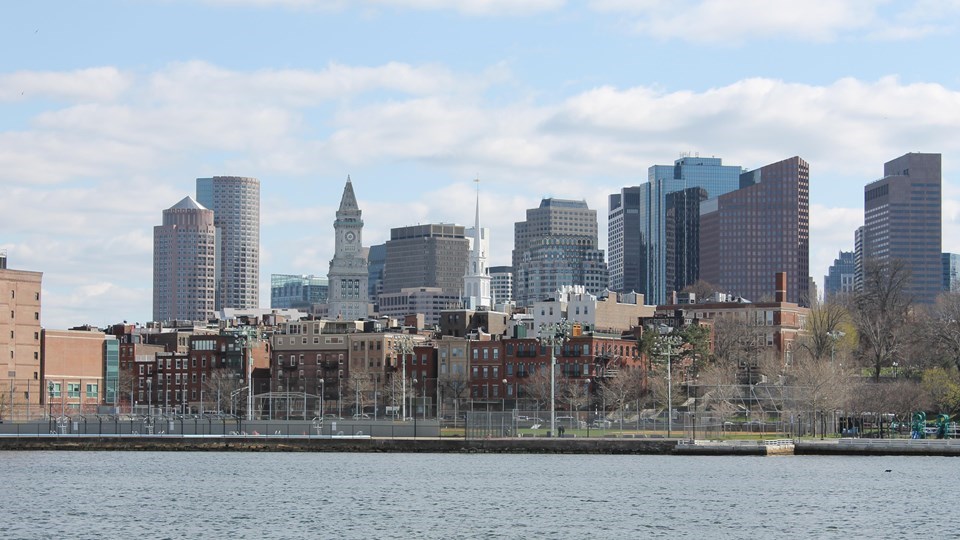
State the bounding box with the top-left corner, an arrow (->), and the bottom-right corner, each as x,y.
327,176 -> 369,320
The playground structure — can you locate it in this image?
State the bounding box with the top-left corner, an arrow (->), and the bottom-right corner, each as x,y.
911,412 -> 953,439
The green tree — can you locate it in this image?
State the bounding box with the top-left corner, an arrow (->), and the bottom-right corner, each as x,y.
921,368 -> 960,415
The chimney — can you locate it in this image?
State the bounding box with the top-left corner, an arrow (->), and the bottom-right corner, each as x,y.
0,248 -> 6,269
775,272 -> 787,303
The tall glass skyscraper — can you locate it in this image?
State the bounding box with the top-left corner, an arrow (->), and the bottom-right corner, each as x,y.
196,176 -> 260,311
609,156 -> 742,305
943,253 -> 960,292
824,251 -> 856,301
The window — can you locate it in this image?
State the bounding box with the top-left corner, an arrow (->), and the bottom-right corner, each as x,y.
483,366 -> 489,378
472,366 -> 479,378
50,383 -> 62,397
67,383 -> 80,398
86,384 -> 98,398
493,349 -> 499,360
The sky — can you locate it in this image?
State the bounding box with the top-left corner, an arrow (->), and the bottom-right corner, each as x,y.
3,0 -> 960,329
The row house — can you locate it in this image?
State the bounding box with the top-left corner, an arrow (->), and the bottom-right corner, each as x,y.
127,329 -> 268,415
270,318 -> 431,417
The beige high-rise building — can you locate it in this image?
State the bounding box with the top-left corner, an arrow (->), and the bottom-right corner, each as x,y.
197,176 -> 261,311
0,250 -> 43,420
153,197 -> 217,322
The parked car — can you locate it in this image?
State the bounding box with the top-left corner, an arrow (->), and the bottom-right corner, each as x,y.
352,413 -> 371,420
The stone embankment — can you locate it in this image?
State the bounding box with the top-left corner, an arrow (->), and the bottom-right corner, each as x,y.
0,435 -> 677,454
4,436 -> 960,456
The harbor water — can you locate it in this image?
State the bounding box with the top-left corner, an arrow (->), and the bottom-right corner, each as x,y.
1,452 -> 952,539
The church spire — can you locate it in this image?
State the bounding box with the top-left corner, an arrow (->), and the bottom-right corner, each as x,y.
473,177 -> 481,261
463,177 -> 492,310
338,175 -> 359,212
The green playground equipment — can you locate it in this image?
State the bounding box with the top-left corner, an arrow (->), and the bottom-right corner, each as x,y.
935,414 -> 951,439
911,411 -> 926,439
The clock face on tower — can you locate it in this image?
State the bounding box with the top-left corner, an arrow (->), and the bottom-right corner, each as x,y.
345,231 -> 356,243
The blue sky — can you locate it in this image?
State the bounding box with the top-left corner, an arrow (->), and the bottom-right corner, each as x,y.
3,0 -> 960,328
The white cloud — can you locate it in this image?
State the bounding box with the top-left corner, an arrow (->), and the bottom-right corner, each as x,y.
589,0 -> 958,43
198,0 -> 563,15
0,67 -> 131,102
5,60 -> 960,326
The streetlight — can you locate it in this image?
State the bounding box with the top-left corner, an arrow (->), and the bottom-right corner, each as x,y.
538,319 -> 571,438
392,335 -> 414,421
319,378 -> 324,418
502,378 -> 508,411
827,330 -> 845,363
47,381 -> 53,420
657,325 -> 682,439
146,378 -> 152,416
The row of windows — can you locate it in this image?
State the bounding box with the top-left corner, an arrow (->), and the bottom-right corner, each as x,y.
47,382 -> 98,398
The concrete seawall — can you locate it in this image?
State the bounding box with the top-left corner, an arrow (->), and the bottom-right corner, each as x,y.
0,436 -> 677,455
796,439 -> 960,456
5,436 -> 960,456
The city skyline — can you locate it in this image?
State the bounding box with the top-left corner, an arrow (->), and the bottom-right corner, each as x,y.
3,1 -> 960,328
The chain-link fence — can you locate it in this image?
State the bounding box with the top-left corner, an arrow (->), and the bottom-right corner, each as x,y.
0,416 -> 440,438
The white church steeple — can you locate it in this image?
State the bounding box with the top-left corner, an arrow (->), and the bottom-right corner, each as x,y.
464,178 -> 492,310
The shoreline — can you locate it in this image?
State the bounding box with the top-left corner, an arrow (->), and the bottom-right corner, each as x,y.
3,435 -> 960,456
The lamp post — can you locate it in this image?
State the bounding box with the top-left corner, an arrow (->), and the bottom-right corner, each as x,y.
47,381 -> 53,420
146,378 -> 152,416
657,325 -> 683,439
319,378 -> 324,418
827,330 -> 845,363
538,320 -> 571,438
412,378 -> 419,437
502,378 -> 508,411
392,335 -> 414,421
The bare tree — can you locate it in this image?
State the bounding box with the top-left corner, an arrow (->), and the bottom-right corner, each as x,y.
681,279 -> 720,301
920,291 -> 960,372
791,358 -> 853,433
559,378 -> 590,413
386,372 -> 416,417
796,300 -> 850,361
522,368 -> 553,410
601,368 -> 644,429
202,369 -> 244,414
711,316 -> 762,367
118,370 -> 137,412
439,370 -> 469,415
850,259 -> 912,382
